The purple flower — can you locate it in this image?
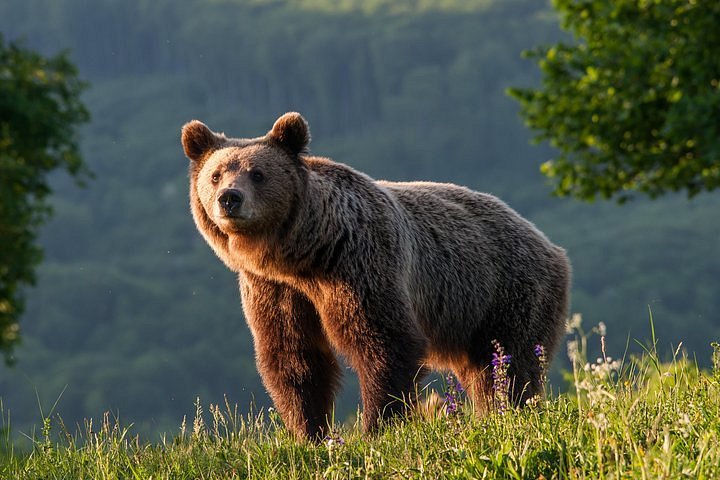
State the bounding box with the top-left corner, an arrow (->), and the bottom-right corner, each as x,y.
491,340 -> 511,413
444,394 -> 458,414
491,352 -> 512,367
443,374 -> 464,415
534,344 -> 545,358
324,433 -> 345,447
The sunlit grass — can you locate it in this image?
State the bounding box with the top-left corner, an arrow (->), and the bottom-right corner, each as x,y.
2,319 -> 719,479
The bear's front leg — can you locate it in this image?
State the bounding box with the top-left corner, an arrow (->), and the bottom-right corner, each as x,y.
323,285 -> 427,433
239,272 -> 341,441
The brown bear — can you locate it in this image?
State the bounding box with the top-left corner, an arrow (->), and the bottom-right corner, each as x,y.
181,112 -> 571,440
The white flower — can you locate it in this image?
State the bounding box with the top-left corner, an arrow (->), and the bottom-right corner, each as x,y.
597,321 -> 607,336
589,412 -> 609,430
567,339 -> 579,363
566,313 -> 583,333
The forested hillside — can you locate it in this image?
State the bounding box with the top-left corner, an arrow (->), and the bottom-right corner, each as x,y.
1,0 -> 718,439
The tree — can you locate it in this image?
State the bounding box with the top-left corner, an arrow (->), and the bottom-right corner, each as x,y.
0,34 -> 89,364
509,0 -> 720,202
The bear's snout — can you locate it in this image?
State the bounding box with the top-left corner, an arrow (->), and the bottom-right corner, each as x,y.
218,188 -> 244,217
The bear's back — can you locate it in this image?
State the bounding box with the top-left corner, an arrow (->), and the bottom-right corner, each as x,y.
377,180 -> 569,352
378,180 -> 554,256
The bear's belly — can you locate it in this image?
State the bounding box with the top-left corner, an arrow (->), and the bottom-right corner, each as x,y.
422,349 -> 471,372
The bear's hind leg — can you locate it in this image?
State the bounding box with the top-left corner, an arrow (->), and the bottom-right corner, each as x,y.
507,348 -> 544,407
355,344 -> 426,432
456,346 -> 544,415
453,364 -> 493,415
240,272 -> 341,441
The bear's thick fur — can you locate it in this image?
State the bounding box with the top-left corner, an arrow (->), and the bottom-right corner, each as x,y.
181,112 -> 571,440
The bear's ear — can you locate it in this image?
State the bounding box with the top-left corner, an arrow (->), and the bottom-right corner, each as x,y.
267,112 -> 311,155
181,120 -> 222,162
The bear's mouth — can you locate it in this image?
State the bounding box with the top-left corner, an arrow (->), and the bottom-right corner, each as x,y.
217,212 -> 249,225
220,209 -> 245,219
214,210 -> 255,234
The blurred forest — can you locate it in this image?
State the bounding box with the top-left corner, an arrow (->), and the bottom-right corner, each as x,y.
0,0 -> 718,439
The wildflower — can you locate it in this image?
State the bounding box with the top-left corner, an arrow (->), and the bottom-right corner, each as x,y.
443,373 -> 464,415
534,343 -> 548,389
588,411 -> 609,431
596,321 -> 607,337
588,356 -> 621,380
577,356 -> 621,408
324,431 -> 345,448
676,412 -> 692,439
566,313 -> 582,333
444,392 -> 458,415
567,339 -> 579,364
534,343 -> 547,371
491,339 -> 512,413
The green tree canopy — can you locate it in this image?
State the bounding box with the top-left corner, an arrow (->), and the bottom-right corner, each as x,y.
510,0 -> 720,202
0,34 -> 89,364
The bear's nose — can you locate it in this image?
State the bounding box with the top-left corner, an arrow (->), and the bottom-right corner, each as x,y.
218,188 -> 244,216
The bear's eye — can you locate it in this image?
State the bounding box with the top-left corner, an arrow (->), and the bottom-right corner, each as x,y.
250,170 -> 265,183
211,172 -> 221,184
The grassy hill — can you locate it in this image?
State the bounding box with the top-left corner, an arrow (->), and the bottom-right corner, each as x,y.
3,326 -> 719,478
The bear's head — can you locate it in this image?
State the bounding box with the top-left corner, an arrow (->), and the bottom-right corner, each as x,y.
181,112 -> 311,236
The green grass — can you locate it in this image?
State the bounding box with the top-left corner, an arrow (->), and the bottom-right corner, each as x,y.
2,323 -> 719,479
